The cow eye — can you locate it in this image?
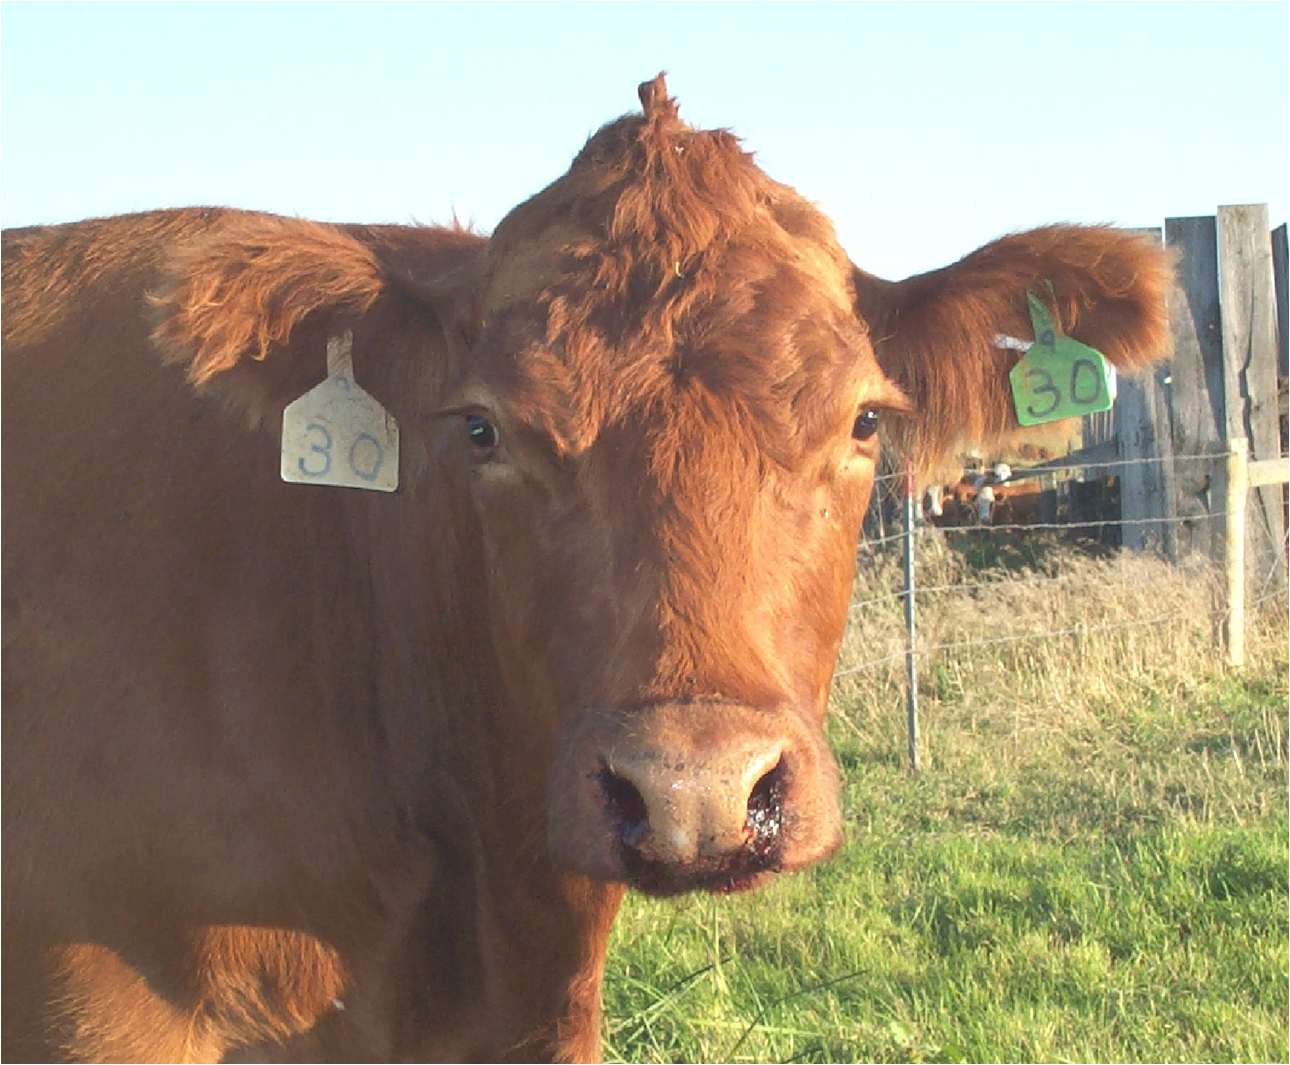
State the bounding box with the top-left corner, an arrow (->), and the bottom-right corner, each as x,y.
465,413 -> 499,457
852,410 -> 880,442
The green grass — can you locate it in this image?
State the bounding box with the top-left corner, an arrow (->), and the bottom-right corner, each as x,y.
602,543 -> 1289,1063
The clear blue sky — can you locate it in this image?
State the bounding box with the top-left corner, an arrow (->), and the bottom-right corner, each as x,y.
2,2 -> 1286,279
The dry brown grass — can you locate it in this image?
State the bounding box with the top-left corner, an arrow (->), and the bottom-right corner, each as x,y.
832,530 -> 1288,777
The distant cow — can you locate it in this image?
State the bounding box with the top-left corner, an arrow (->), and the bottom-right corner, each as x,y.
1,75 -> 1171,1062
992,479 -> 1057,527
926,472 -> 1054,529
925,476 -> 984,527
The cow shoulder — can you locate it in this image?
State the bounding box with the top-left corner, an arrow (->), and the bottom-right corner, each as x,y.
854,225 -> 1173,474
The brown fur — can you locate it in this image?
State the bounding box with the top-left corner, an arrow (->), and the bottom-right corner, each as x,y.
856,224 -> 1175,476
2,74 -> 1170,1062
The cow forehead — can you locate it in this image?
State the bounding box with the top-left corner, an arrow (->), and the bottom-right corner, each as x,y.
480,109 -> 857,318
463,111 -> 892,456
469,243 -> 885,462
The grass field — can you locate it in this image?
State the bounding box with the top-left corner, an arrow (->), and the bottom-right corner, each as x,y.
601,537 -> 1289,1064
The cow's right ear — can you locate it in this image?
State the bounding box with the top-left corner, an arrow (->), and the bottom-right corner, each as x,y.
851,225 -> 1173,477
151,213 -> 485,426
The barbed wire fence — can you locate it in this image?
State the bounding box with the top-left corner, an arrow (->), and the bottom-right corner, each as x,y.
832,443 -> 1290,773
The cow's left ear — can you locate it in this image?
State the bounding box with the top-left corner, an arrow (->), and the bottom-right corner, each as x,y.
151,213 -> 485,427
852,225 -> 1173,475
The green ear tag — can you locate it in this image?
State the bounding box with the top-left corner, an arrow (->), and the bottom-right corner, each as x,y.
1008,292 -> 1114,426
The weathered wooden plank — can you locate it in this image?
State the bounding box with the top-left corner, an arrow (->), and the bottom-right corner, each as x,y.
1115,227 -> 1177,555
1217,204 -> 1286,589
1117,369 -> 1177,555
1272,222 -> 1288,378
1249,456 -> 1290,489
1006,439 -> 1119,481
1164,215 -> 1224,558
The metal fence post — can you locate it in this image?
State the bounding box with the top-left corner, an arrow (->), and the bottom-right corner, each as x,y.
902,462 -> 920,775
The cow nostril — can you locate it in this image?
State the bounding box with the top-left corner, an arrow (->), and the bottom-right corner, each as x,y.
600,766 -> 649,849
745,756 -> 786,858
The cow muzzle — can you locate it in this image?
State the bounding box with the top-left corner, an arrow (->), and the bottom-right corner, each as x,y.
547,700 -> 843,896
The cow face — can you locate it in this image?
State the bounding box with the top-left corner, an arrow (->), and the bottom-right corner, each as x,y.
436,80 -> 908,894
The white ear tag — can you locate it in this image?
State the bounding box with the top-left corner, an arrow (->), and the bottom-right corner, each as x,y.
281,331 -> 399,492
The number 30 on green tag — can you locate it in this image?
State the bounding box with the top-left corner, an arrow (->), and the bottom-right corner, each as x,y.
1009,292 -> 1115,426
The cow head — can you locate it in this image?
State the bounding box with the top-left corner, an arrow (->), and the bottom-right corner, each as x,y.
441,78 -> 925,894
153,75 -> 1171,897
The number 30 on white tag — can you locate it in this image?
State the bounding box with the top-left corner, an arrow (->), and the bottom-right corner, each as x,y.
281,332 -> 399,492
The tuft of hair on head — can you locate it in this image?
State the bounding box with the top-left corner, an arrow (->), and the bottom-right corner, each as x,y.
637,73 -> 679,122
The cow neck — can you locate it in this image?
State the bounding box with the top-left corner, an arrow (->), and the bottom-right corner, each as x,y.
348,470 -> 626,1055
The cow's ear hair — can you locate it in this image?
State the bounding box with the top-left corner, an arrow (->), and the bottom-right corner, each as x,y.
852,225 -> 1173,476
363,224 -> 487,363
151,214 -> 386,387
150,214 -> 484,426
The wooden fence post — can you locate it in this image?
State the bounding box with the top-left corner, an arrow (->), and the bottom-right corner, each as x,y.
1217,205 -> 1286,593
1215,438 -> 1249,668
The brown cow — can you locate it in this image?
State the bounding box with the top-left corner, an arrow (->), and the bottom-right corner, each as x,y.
991,479 -> 1057,527
1,76 -> 1171,1062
